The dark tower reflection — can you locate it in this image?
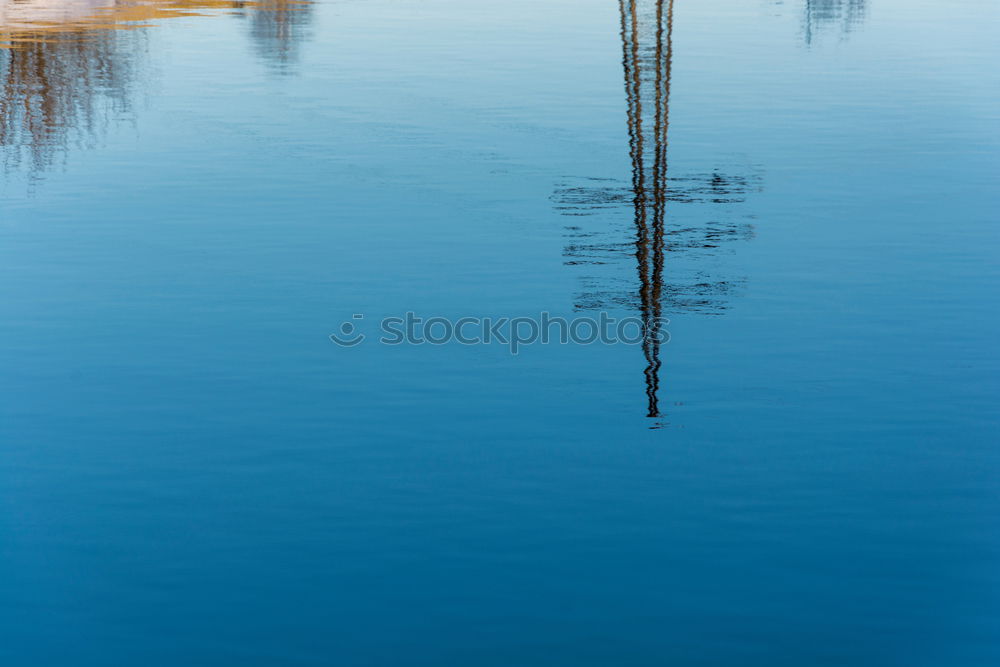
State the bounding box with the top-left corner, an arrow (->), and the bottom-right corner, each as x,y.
803,0 -> 867,44
554,0 -> 759,421
241,0 -> 314,72
624,0 -> 672,418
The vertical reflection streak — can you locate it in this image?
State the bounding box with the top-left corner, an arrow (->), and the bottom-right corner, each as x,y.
645,0 -> 666,418
555,0 -> 759,421
623,0 -> 673,419
622,0 -> 653,416
625,0 -> 650,335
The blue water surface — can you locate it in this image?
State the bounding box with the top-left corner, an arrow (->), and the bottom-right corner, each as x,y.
1,0 -> 998,664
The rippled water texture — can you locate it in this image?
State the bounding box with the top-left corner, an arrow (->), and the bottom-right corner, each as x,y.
1,0 -> 998,664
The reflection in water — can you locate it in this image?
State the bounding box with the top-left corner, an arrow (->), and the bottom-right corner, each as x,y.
0,0 -> 116,34
803,0 -> 867,44
0,0 -> 254,41
0,0 -> 313,177
554,0 -> 759,420
240,0 -> 313,71
0,29 -> 141,174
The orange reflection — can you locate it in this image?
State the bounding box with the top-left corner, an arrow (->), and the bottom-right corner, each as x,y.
0,0 -> 266,47
0,0 -> 312,49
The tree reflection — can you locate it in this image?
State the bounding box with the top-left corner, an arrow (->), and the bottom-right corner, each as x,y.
0,0 -> 315,176
0,29 -> 140,174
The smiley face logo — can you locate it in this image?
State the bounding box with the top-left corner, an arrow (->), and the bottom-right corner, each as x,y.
329,314 -> 366,347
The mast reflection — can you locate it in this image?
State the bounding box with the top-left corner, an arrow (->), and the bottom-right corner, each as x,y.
554,0 -> 759,421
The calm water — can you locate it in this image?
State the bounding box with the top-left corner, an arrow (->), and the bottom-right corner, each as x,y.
2,0 -> 999,664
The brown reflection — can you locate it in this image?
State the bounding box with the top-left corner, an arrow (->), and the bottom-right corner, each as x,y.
0,28 -> 140,174
553,0 -> 760,421
0,0 -> 313,177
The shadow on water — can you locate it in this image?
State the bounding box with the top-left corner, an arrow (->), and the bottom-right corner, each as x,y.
552,0 -> 761,423
0,0 -> 313,178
